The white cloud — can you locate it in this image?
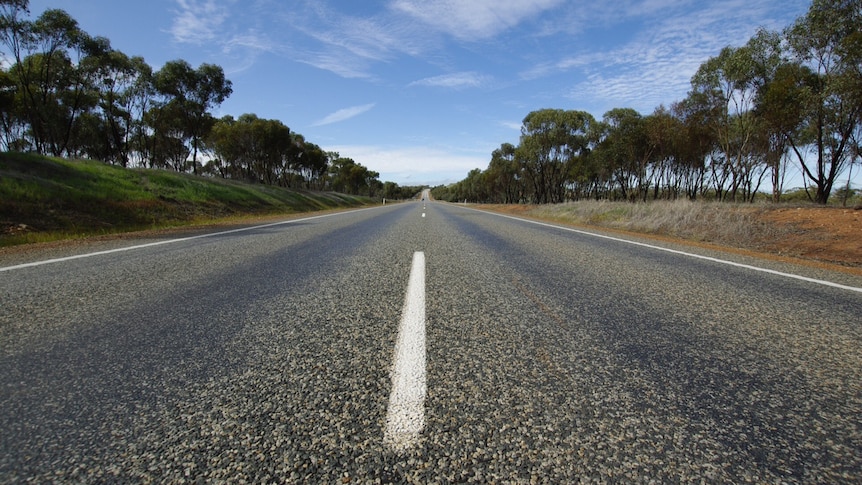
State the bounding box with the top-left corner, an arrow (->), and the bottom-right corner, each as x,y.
519,52 -> 600,81
328,144 -> 488,184
408,72 -> 489,89
297,53 -> 374,80
499,120 -> 523,131
312,103 -> 376,127
391,0 -> 564,40
170,0 -> 229,44
223,30 -> 277,54
281,1 -> 432,78
522,0 -> 809,115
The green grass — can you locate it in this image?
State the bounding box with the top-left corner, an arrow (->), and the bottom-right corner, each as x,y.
0,152 -> 371,246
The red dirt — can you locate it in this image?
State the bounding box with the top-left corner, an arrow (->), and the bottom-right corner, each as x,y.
755,206 -> 861,268
479,204 -> 862,276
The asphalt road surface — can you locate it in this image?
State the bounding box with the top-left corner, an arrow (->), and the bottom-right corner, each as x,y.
2,201 -> 861,483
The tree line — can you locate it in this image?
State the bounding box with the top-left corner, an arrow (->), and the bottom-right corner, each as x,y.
0,1 -> 420,200
433,0 -> 861,205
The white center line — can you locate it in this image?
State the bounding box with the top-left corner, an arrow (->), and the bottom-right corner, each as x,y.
384,251 -> 427,451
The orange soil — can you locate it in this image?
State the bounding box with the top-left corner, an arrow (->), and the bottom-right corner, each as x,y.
755,207 -> 861,268
479,204 -> 862,276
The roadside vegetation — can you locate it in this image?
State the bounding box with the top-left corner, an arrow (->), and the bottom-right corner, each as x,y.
0,152 -> 378,246
478,198 -> 862,268
434,0 -> 861,206
0,1 -> 422,199
0,1 -> 428,247
512,200 -> 806,247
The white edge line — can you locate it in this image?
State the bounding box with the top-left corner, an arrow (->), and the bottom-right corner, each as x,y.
471,208 -> 862,294
384,251 -> 427,451
0,207 -> 378,273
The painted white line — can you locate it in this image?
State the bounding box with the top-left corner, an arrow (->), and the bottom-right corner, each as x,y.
0,208 -> 377,273
384,251 -> 427,451
477,209 -> 862,294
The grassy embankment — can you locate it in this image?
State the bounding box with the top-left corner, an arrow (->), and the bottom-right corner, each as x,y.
0,152 -> 372,247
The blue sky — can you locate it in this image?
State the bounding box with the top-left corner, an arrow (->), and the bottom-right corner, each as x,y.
29,0 -> 812,186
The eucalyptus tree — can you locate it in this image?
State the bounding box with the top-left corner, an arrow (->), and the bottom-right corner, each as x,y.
289,136 -> 328,189
0,67 -> 22,150
782,0 -> 862,203
329,156 -> 381,196
642,106 -> 686,200
207,114 -> 250,180
239,114 -> 291,185
669,97 -> 716,200
690,39 -> 769,201
84,50 -> 151,167
725,35 -> 795,201
144,100 -> 188,171
596,108 -> 654,201
1,8 -> 93,155
0,1 -> 31,150
485,142 -> 521,203
152,60 -> 232,174
518,109 -> 597,203
0,0 -> 30,59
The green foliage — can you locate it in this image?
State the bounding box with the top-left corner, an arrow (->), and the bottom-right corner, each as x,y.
450,1 -> 861,206
782,0 -> 862,204
0,152 -> 371,246
518,109 -> 598,204
327,155 -> 381,197
0,4 -> 409,208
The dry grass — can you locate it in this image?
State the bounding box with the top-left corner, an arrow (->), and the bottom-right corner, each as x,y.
478,199 -> 862,270
529,200 -> 786,247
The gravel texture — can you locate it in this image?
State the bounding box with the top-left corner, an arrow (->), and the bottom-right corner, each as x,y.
1,202 -> 860,483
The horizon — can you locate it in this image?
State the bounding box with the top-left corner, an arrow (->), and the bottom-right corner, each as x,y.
23,0 -> 857,191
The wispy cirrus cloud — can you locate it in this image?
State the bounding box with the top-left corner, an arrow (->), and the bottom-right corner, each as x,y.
312,103 -> 376,127
409,72 -> 489,89
522,0 -> 809,114
281,1 -> 431,79
498,120 -> 522,131
282,0 -> 567,79
392,0 -> 565,41
519,52 -> 600,81
169,0 -> 229,44
223,30 -> 277,54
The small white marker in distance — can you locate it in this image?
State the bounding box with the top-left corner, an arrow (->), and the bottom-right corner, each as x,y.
384,251 -> 427,451
422,213 -> 426,218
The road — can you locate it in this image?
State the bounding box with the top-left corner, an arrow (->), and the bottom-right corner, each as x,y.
2,200 -> 861,483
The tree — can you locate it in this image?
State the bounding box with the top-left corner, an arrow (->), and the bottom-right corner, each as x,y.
595,108 -> 654,201
1,2 -> 365,193
783,0 -> 862,203
518,109 -> 597,203
0,66 -> 22,150
4,9 -> 92,156
287,135 -> 328,189
690,40 -> 769,202
485,143 -> 521,203
328,155 -> 381,196
669,97 -> 715,200
84,49 -> 149,167
0,1 -> 28,148
153,60 -> 232,174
